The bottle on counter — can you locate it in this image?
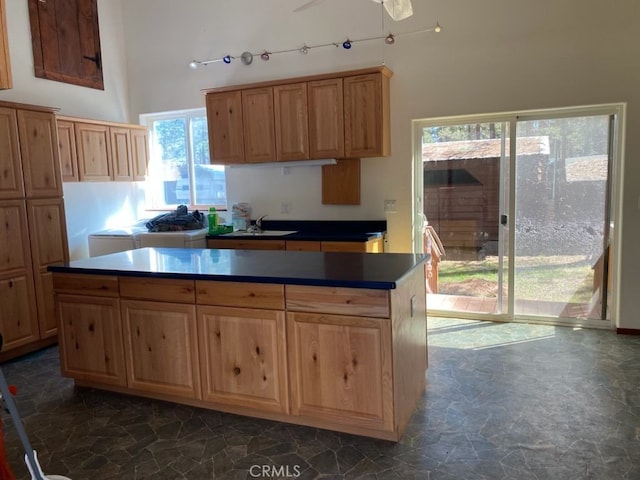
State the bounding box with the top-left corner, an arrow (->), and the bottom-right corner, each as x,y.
208,207 -> 218,234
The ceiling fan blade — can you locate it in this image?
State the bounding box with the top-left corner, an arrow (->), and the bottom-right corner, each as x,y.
294,0 -> 328,13
372,0 -> 413,21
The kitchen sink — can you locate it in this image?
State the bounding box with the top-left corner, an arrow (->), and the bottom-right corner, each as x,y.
221,230 -> 298,237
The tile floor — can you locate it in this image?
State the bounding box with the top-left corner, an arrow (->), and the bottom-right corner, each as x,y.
1,317 -> 639,479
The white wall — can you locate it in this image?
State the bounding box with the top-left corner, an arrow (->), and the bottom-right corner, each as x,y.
0,0 -> 146,259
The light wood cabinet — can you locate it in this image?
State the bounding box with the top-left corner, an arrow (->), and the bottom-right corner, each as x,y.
0,103 -> 68,359
27,197 -> 69,339
242,87 -> 276,163
287,311 -> 393,431
285,240 -> 321,251
110,126 -> 133,181
344,72 -> 391,158
204,66 -> 392,165
207,239 -> 286,250
75,121 -> 111,181
206,90 -> 244,164
131,127 -> 149,180
57,293 -> 126,386
208,238 -> 381,252
122,300 -> 201,399
17,109 -> 63,198
59,116 -> 149,182
308,78 -> 344,159
198,305 -> 288,413
0,107 -> 23,199
0,200 -> 39,351
274,83 -> 309,161
56,119 -> 79,182
321,238 -> 384,253
0,0 -> 11,90
52,261 -> 426,441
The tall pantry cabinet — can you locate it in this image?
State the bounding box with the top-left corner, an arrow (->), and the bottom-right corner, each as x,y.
0,101 -> 68,360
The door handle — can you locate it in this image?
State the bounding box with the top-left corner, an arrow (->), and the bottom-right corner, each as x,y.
500,214 -> 508,226
83,52 -> 102,70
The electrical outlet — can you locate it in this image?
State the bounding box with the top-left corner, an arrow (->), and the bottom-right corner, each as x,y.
384,199 -> 396,213
280,201 -> 291,214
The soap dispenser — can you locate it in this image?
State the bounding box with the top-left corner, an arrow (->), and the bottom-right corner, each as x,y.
208,207 -> 218,234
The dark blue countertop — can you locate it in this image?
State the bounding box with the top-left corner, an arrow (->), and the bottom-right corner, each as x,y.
207,220 -> 386,242
48,248 -> 427,290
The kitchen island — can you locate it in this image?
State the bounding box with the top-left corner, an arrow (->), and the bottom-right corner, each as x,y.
49,248 -> 427,441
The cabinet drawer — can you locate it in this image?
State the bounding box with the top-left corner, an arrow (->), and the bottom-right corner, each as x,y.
52,273 -> 119,297
196,281 -> 284,310
119,276 -> 195,303
286,240 -> 321,251
285,285 -> 390,318
208,239 -> 286,250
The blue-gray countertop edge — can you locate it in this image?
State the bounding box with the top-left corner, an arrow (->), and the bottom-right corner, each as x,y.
48,248 -> 429,290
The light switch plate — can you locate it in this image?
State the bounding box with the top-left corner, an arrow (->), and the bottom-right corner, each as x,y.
384,199 -> 396,213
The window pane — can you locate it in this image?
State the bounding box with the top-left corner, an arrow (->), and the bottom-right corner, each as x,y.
191,116 -> 227,206
153,118 -> 188,206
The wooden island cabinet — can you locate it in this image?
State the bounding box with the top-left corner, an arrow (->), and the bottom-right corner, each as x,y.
50,248 -> 427,441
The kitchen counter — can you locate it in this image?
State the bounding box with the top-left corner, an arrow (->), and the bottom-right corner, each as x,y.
50,247 -> 427,441
48,247 -> 425,289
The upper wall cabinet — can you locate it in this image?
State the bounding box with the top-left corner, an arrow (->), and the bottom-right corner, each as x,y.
242,87 -> 276,163
274,82 -> 309,161
17,109 -> 63,198
308,78 -> 344,159
0,0 -> 12,90
28,0 -> 104,90
0,107 -> 23,199
204,66 -> 392,165
57,116 -> 150,182
344,72 -> 390,158
0,102 -> 61,200
206,91 -> 245,164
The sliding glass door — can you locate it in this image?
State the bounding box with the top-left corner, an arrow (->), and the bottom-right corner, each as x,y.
513,114 -> 613,321
416,106 -> 620,325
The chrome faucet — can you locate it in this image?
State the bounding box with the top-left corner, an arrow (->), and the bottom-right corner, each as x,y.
248,215 -> 267,233
256,215 -> 267,232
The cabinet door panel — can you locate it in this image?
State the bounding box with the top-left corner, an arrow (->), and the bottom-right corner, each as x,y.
308,78 -> 344,159
198,306 -> 288,412
109,126 -> 133,181
56,119 -> 78,182
27,197 -> 69,268
0,0 -> 11,90
0,274 -> 39,350
57,294 -> 126,386
36,270 -> 57,338
0,200 -> 31,273
242,88 -> 276,163
0,108 -> 23,198
344,73 -> 390,157
131,127 -> 149,180
206,91 -> 244,164
75,122 -> 111,181
17,109 -> 62,197
122,300 -> 201,399
287,312 -> 393,431
274,83 -> 309,161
